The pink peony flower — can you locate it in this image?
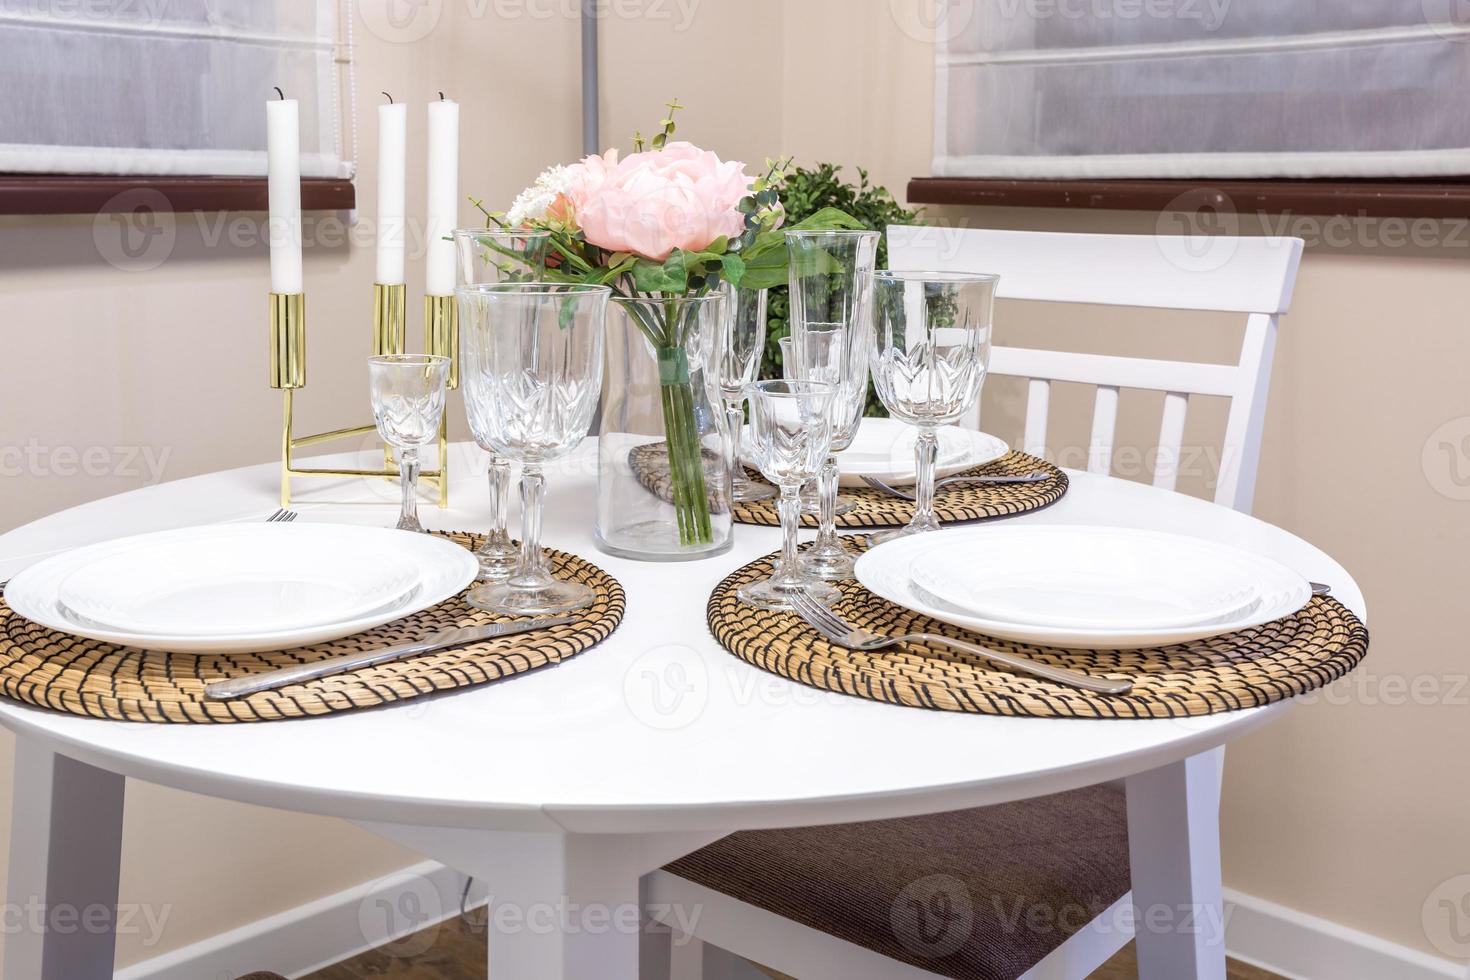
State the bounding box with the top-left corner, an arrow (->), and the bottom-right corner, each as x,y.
566,141 -> 753,261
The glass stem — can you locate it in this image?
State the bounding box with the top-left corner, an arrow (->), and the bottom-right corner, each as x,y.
774,484 -> 805,589
399,447 -> 420,527
725,401 -> 745,494
487,455 -> 511,545
510,465 -> 551,588
914,425 -> 939,527
816,454 -> 839,547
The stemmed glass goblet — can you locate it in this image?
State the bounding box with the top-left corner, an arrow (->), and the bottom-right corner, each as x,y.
786,229 -> 879,580
869,270 -> 998,543
737,380 -> 839,611
368,354 -> 451,533
458,282 -> 610,615
453,229 -> 551,581
714,284 -> 777,504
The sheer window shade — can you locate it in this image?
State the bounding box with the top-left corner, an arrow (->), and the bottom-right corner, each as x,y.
0,0 -> 354,179
934,1 -> 1470,178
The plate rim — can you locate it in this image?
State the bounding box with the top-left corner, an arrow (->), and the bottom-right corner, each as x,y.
905,525 -> 1264,631
853,524 -> 1312,649
3,523 -> 478,654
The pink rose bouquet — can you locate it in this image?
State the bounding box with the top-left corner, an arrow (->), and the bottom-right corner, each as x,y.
475,103 -> 862,546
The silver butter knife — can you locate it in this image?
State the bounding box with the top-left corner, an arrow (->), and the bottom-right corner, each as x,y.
204,616 -> 576,700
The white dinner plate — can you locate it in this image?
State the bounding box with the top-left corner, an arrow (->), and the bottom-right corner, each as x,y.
745,418 -> 1008,488
907,527 -> 1260,631
57,524 -> 422,636
4,523 -> 478,654
854,525 -> 1312,649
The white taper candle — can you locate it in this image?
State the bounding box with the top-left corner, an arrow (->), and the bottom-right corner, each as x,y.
424,97 -> 460,296
376,100 -> 408,286
265,97 -> 303,294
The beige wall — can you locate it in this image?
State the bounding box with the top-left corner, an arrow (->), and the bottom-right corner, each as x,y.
0,0 -> 1465,970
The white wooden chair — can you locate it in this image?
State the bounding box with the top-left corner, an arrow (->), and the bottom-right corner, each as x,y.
646,226 -> 1304,980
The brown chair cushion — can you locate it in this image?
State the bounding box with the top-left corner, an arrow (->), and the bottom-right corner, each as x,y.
663,785 -> 1130,980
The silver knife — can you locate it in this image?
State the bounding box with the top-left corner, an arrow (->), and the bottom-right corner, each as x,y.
203,617 -> 576,700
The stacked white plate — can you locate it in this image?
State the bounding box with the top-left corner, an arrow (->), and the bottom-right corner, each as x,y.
854,525 -> 1312,649
3,523 -> 479,653
745,417 -> 1009,488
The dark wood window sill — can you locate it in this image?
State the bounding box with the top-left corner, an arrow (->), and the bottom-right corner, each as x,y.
908,177 -> 1470,219
0,175 -> 355,215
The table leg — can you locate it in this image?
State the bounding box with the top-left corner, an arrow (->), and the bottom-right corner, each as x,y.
1125,747 -> 1227,980
4,739 -> 126,980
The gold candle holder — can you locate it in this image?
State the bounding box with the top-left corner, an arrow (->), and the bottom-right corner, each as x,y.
267,287 -> 449,509
269,293 -> 306,389
423,294 -> 459,389
423,293 -> 458,507
373,283 -> 407,356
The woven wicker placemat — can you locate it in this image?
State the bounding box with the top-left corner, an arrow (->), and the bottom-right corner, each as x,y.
0,532 -> 624,724
707,538 -> 1368,719
731,450 -> 1068,529
627,441 -> 1068,530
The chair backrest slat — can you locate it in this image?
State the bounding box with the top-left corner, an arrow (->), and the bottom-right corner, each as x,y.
887,226 -> 1303,513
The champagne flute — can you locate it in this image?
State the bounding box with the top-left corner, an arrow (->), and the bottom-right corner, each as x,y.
714,283 -> 777,503
869,271 -> 998,542
786,229 -> 879,580
368,355 -> 450,533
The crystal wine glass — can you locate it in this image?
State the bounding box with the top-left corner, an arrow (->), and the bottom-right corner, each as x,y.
714,283 -> 776,503
738,380 -> 839,611
458,282 -> 610,614
786,229 -> 879,580
869,270 -> 998,543
368,354 -> 451,533
454,229 -> 551,581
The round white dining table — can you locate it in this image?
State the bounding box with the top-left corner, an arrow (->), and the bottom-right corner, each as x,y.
0,441 -> 1363,980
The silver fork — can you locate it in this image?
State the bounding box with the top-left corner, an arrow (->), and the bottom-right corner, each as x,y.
265,508 -> 298,523
861,472 -> 1050,501
789,591 -> 1133,695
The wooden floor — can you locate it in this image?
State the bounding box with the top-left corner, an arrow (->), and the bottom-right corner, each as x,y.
303,911 -> 1281,979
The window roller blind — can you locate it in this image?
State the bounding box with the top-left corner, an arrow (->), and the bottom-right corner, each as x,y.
933,1 -> 1470,178
0,0 -> 354,179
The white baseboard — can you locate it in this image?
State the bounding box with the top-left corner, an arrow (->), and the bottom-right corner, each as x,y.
1226,888 -> 1466,980
116,859 -> 487,980
114,866 -> 1466,980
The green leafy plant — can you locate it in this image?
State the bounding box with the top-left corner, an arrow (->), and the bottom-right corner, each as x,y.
759,163 -> 924,416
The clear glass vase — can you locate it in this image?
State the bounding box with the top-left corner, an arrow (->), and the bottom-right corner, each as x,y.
596,293 -> 734,562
